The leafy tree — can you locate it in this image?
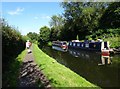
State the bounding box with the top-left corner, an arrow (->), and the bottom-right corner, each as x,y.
49,15 -> 64,40
99,2 -> 120,29
27,32 -> 38,42
61,2 -> 109,40
49,14 -> 64,29
39,26 -> 51,42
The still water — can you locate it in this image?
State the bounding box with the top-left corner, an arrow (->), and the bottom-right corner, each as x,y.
41,46 -> 120,88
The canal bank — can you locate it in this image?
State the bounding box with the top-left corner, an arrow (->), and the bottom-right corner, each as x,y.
41,46 -> 120,88
32,44 -> 99,87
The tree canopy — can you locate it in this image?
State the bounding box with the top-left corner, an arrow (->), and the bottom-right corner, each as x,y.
38,2 -> 120,43
27,32 -> 38,42
39,26 -> 51,42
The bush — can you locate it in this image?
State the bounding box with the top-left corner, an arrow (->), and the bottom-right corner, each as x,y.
104,36 -> 120,48
2,19 -> 25,71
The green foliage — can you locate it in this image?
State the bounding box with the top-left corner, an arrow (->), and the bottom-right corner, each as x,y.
22,35 -> 31,41
2,19 -> 25,64
49,15 -> 64,41
27,32 -> 38,43
47,41 -> 52,47
49,27 -> 58,41
49,15 -> 64,29
38,2 -> 119,48
39,26 -> 51,42
99,2 -> 120,29
94,28 -> 120,38
60,2 -> 109,40
104,36 -> 120,48
3,50 -> 26,87
1,18 -> 26,87
92,28 -> 120,48
38,26 -> 51,48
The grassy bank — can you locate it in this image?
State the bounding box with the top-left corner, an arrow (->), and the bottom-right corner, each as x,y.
3,49 -> 26,87
32,44 -> 99,88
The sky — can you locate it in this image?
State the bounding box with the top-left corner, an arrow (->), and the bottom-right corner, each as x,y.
2,2 -> 64,35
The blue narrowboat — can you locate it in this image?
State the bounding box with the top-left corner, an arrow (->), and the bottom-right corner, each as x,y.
68,40 -> 112,55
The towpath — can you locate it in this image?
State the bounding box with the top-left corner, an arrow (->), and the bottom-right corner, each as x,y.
18,44 -> 52,89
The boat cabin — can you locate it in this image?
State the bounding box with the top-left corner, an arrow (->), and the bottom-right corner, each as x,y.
52,41 -> 68,50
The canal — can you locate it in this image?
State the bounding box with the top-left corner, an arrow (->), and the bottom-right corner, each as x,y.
41,46 -> 120,88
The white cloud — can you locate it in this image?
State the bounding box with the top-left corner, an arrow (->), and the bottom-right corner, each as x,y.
8,7 -> 24,15
41,15 -> 50,19
34,15 -> 50,20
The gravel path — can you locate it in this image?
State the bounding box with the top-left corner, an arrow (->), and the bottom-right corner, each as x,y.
18,45 -> 52,89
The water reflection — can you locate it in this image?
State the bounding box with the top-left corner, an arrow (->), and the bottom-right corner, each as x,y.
98,56 -> 112,66
68,48 -> 112,66
68,48 -> 100,59
52,46 -> 67,52
42,46 -> 120,88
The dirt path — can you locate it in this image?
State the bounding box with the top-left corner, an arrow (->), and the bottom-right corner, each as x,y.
18,45 -> 52,89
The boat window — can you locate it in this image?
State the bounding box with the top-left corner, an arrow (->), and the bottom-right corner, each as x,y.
77,43 -> 80,46
73,43 -> 76,46
85,44 -> 89,48
81,44 -> 84,47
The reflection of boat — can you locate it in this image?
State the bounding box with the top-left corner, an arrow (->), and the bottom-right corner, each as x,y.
52,41 -> 68,51
98,56 -> 112,66
68,48 -> 101,60
52,46 -> 67,52
99,50 -> 112,65
101,49 -> 110,56
68,48 -> 112,65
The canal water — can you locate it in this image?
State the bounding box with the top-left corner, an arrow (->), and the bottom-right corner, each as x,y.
41,46 -> 120,88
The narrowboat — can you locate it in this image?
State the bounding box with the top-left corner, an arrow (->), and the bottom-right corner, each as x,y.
52,41 -> 68,51
68,40 -> 112,54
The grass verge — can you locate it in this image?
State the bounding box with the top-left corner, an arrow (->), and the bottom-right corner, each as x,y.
32,44 -> 100,88
3,49 -> 26,87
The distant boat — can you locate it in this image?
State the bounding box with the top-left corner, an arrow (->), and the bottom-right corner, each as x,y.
52,41 -> 68,51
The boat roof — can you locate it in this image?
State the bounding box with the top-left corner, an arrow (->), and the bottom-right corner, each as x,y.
52,41 -> 67,43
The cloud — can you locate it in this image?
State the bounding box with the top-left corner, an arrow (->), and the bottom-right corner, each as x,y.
41,15 -> 50,19
8,7 -> 24,15
34,15 -> 50,20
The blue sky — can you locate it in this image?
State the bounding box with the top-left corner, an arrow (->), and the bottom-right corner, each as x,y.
2,2 -> 64,35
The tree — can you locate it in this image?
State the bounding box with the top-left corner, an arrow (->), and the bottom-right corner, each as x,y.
27,32 -> 38,42
49,15 -> 65,40
39,26 -> 51,42
99,2 -> 120,29
61,1 -> 109,40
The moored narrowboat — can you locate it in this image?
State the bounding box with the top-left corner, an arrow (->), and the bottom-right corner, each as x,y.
52,41 -> 68,50
68,40 -> 112,54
